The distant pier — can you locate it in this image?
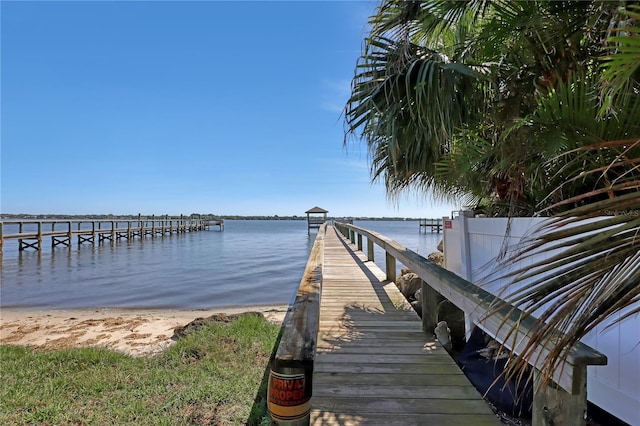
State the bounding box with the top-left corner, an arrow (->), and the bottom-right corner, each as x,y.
419,218 -> 443,233
0,215 -> 224,253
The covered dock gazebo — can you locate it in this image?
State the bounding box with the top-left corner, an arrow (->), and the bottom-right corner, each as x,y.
305,206 -> 328,231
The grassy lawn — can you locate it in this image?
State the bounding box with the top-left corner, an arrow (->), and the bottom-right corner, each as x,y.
0,312 -> 280,425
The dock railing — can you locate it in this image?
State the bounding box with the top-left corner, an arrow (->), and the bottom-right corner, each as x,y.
419,218 -> 443,233
0,215 -> 220,253
334,222 -> 606,426
267,223 -> 325,424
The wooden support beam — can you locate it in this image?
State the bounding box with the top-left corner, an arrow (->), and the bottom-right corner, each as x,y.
421,281 -> 440,336
52,236 -> 70,248
19,239 -> 40,251
78,234 -> 94,245
385,252 -> 396,283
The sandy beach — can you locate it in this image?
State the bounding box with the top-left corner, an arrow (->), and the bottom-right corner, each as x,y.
0,305 -> 289,356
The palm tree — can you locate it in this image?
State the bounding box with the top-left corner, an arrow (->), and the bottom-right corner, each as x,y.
344,0 -> 487,206
493,3 -> 640,386
345,0 -> 640,388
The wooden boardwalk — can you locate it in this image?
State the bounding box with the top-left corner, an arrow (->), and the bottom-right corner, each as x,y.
310,226 -> 501,425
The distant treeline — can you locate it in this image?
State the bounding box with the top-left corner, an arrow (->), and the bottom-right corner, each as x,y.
1,213 -> 422,221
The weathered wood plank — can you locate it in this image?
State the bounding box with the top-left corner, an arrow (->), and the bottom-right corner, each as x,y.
315,353 -> 454,364
317,337 -> 440,348
313,362 -> 464,375
313,372 -> 471,386
310,412 -> 500,426
313,384 -> 489,399
312,397 -> 496,414
317,309 -> 419,318
319,320 -> 423,328
315,344 -> 445,356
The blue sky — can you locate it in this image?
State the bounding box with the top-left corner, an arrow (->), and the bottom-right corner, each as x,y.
1,1 -> 460,218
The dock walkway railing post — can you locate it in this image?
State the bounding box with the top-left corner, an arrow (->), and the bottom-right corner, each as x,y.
334,222 -> 606,426
267,223 -> 325,425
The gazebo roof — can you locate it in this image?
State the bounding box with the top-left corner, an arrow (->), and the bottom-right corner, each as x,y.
305,206 -> 328,214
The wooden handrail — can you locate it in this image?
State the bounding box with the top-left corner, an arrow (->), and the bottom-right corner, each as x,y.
268,223 -> 325,424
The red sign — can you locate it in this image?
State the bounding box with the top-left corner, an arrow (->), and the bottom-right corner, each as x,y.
444,220 -> 452,229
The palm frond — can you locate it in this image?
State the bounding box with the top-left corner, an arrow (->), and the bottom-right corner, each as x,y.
600,5 -> 640,110
490,140 -> 640,387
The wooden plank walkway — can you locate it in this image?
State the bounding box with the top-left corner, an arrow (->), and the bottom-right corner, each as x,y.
310,226 -> 501,425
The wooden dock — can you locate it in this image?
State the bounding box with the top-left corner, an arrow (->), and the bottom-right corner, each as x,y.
0,216 -> 224,253
310,226 -> 501,425
419,218 -> 443,233
270,223 -> 605,425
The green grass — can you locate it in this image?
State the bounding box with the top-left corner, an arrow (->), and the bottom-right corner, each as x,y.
0,312 -> 280,425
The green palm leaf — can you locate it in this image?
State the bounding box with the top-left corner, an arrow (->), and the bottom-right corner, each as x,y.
346,0 -> 640,392
601,5 -> 640,109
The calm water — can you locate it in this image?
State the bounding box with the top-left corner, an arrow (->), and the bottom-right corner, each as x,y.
0,220 -> 442,309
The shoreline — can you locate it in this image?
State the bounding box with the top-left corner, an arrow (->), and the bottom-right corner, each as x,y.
0,304 -> 289,356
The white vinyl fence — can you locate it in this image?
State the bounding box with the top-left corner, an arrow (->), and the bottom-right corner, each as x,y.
443,212 -> 639,425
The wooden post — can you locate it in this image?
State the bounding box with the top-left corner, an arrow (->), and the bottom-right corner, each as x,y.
385,252 -> 396,283
367,239 -> 374,261
51,222 -> 56,247
421,281 -> 440,335
533,367 -> 588,426
37,222 -> 42,250
67,221 -> 72,248
18,222 -> 24,251
357,234 -> 363,251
